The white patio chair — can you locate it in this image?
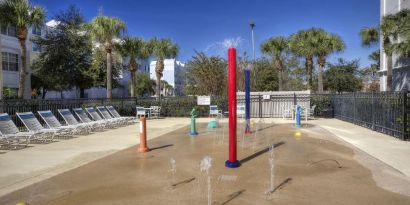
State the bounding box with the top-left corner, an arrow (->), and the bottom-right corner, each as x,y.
150,106 -> 161,119
0,113 -> 39,147
38,110 -> 89,135
209,105 -> 222,119
85,107 -> 116,129
16,112 -> 65,142
58,109 -> 92,134
96,106 -> 124,126
136,106 -> 148,119
309,105 -> 316,119
281,105 -> 293,119
106,105 -> 136,124
237,104 -> 245,119
72,108 -> 105,131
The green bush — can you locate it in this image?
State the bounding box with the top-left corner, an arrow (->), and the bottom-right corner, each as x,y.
310,95 -> 332,116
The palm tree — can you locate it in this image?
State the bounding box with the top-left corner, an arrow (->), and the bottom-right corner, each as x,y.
115,37 -> 149,97
88,15 -> 126,98
0,0 -> 45,98
389,9 -> 410,58
148,38 -> 179,101
360,13 -> 398,91
289,28 -> 321,90
261,36 -> 289,91
315,31 -> 345,93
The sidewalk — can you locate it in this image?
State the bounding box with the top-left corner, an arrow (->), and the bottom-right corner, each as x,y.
308,118 -> 410,177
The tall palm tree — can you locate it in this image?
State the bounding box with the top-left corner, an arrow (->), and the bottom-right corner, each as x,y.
0,0 -> 45,98
148,38 -> 179,101
115,37 -> 149,97
360,14 -> 398,91
315,31 -> 345,93
389,9 -> 410,58
289,28 -> 321,90
88,15 -> 126,98
261,36 -> 289,91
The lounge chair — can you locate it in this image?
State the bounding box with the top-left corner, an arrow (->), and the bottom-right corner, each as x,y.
106,105 -> 135,124
150,106 -> 161,119
15,112 -> 61,142
96,106 -> 124,126
58,109 -> 92,133
84,107 -> 116,129
38,110 -> 89,135
237,104 -> 245,119
0,113 -> 40,147
72,108 -> 105,131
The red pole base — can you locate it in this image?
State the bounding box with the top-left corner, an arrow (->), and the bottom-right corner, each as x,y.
138,146 -> 150,153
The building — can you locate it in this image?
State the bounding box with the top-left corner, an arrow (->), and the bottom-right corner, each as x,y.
380,0 -> 410,91
0,22 -> 45,98
149,59 -> 185,96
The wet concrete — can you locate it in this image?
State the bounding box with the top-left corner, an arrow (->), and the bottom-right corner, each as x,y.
1,122 -> 410,205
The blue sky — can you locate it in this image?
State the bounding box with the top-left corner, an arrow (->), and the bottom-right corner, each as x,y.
32,0 -> 380,67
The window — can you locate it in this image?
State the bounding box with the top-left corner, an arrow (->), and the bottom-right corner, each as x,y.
32,26 -> 41,36
32,42 -> 42,52
0,25 -> 17,37
2,52 -> 19,71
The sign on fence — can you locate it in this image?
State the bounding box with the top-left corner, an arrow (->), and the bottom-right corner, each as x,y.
263,95 -> 271,100
197,96 -> 211,105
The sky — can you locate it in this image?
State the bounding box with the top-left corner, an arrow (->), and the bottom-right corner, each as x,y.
32,0 -> 380,67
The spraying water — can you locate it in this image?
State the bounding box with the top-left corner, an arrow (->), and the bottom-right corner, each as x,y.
170,158 -> 177,185
200,156 -> 213,205
265,144 -> 275,199
205,37 -> 244,56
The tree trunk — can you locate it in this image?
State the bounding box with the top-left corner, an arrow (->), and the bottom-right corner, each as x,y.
80,88 -> 85,98
155,58 -> 164,102
317,56 -> 325,93
386,54 -> 393,91
306,56 -> 313,90
275,57 -> 284,91
106,50 -> 113,99
0,38 -> 3,100
130,71 -> 136,97
17,30 -> 28,99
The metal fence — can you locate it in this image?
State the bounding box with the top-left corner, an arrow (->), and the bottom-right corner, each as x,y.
1,91 -> 409,140
331,91 -> 409,140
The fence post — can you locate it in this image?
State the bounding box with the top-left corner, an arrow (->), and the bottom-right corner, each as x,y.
293,92 -> 296,106
402,90 -> 408,140
353,92 -> 356,124
259,95 -> 262,118
371,92 -> 375,130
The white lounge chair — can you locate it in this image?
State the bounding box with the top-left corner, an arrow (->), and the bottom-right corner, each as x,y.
72,108 -> 105,131
209,105 -> 222,118
38,110 -> 89,135
237,104 -> 245,119
85,107 -> 116,129
16,112 -> 65,142
0,113 -> 39,147
106,105 -> 135,124
96,106 -> 124,126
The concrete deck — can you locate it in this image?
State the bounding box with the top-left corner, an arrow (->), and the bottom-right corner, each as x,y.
0,117 -> 409,198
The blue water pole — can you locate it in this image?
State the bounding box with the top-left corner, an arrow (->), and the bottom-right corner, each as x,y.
244,69 -> 252,134
295,105 -> 302,128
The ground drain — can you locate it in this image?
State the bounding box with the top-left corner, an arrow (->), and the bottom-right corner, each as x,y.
171,177 -> 196,187
219,189 -> 246,205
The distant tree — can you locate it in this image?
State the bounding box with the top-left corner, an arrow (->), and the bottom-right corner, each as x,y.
253,58 -> 278,91
115,37 -> 149,97
184,51 -> 226,96
324,58 -> 363,93
289,28 -> 321,90
148,38 -> 179,101
314,30 -> 345,93
283,56 -> 307,91
132,73 -> 154,97
261,36 -> 289,91
90,47 -> 123,89
32,5 -> 93,98
0,0 -> 45,98
87,15 -> 126,98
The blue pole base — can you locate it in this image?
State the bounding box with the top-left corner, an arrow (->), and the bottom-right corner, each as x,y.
295,124 -> 301,128
189,132 -> 198,137
225,160 -> 241,168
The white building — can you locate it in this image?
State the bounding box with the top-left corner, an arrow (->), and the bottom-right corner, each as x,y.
380,0 -> 410,91
149,59 -> 185,96
0,23 -> 46,99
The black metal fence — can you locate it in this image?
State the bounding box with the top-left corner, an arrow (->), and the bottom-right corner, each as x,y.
331,91 -> 409,140
1,92 -> 409,140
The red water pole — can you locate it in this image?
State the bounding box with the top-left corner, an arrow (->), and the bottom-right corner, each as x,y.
225,47 -> 240,168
